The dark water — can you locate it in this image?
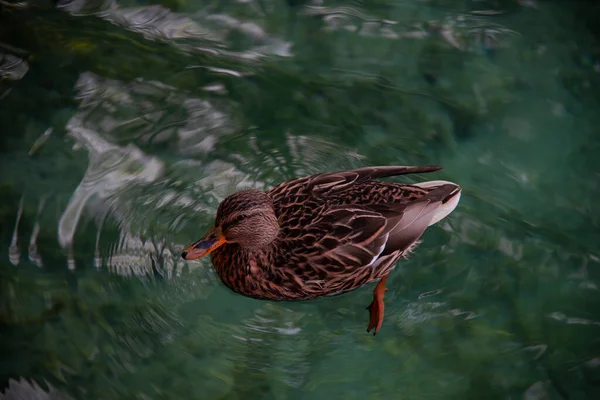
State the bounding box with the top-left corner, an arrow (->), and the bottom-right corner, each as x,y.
1,0 -> 600,399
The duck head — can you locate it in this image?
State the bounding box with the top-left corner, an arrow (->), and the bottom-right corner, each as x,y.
181,190 -> 279,260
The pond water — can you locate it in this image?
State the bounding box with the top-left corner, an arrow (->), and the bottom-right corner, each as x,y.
1,1 -> 600,399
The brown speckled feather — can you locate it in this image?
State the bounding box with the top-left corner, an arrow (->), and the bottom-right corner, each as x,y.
210,165 -> 458,300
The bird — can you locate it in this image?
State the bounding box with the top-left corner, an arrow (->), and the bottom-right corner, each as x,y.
181,165 -> 461,335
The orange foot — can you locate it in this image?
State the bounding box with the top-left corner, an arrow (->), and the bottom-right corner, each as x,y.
366,274 -> 389,336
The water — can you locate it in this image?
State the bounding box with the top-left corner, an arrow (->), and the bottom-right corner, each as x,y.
1,0 -> 600,399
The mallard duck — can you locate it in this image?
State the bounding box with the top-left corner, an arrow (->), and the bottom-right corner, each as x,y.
182,165 -> 461,335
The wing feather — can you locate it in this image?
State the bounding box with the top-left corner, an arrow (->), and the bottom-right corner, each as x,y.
305,183 -> 458,273
268,165 -> 442,199
308,165 -> 442,196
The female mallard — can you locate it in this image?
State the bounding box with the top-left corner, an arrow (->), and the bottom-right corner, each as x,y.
182,165 -> 461,335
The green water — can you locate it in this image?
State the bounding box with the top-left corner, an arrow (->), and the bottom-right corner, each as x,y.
1,0 -> 600,399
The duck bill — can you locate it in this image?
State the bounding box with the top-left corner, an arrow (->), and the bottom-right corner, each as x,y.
182,227 -> 226,260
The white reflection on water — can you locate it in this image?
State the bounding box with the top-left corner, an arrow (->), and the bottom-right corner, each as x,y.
0,377 -> 74,400
399,299 -> 478,336
104,5 -> 215,42
0,52 -> 29,81
58,121 -> 165,248
301,5 -> 520,54
59,1 -> 293,60
27,196 -> 46,268
548,312 -> 600,327
8,195 -> 24,266
56,71 -> 266,278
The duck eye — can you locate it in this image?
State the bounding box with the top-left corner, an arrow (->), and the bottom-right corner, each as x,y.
222,214 -> 246,231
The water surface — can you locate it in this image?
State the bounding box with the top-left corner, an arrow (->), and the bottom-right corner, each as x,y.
1,0 -> 600,399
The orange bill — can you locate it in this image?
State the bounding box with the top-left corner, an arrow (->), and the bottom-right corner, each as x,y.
181,227 -> 226,260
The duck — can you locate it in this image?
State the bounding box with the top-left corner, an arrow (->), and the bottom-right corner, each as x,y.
181,165 -> 461,335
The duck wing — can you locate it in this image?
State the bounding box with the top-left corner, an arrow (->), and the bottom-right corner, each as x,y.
285,183 -> 458,296
269,165 -> 442,200
307,184 -> 457,271
268,165 -> 458,295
